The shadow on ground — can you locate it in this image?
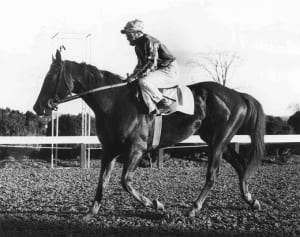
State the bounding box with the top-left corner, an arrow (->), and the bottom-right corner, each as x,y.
0,217 -> 292,237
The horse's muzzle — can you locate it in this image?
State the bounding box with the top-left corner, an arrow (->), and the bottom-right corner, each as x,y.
33,102 -> 52,116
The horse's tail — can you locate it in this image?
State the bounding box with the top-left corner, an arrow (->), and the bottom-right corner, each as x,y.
241,93 -> 265,179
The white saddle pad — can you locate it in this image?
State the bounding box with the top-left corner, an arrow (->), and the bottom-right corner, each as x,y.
160,85 -> 194,115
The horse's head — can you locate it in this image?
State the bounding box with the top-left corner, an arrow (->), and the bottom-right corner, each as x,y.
33,50 -> 74,116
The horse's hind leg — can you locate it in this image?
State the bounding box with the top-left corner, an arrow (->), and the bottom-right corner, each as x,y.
121,145 -> 164,210
84,150 -> 117,220
189,112 -> 245,217
223,146 -> 261,210
188,143 -> 224,217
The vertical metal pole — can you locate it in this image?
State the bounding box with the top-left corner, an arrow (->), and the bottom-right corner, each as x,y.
87,108 -> 91,168
81,143 -> 87,168
81,101 -> 87,168
51,113 -> 54,168
87,34 -> 92,169
81,36 -> 86,168
55,111 -> 59,166
52,32 -> 92,169
81,102 -> 85,136
81,33 -> 92,169
158,148 -> 164,168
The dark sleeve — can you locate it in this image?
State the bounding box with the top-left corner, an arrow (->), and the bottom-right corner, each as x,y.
133,48 -> 142,74
135,38 -> 159,77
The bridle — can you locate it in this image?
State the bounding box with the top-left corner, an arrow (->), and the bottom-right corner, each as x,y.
47,61 -> 127,111
47,62 -> 72,111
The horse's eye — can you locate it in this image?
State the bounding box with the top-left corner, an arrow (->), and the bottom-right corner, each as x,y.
50,67 -> 59,75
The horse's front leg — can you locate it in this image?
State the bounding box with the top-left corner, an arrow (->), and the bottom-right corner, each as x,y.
84,151 -> 117,221
121,145 -> 164,211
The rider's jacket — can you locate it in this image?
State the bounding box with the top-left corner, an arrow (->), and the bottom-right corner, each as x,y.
132,34 -> 176,78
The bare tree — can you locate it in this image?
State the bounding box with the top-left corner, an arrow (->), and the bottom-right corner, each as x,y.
186,51 -> 241,86
288,102 -> 300,113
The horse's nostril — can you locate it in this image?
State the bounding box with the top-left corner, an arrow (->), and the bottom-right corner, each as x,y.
33,103 -> 45,116
33,104 -> 39,114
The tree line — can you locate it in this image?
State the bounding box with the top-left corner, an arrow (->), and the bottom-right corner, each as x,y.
0,108 -> 96,136
0,108 -> 97,160
1,107 -> 300,136
0,108 -> 46,136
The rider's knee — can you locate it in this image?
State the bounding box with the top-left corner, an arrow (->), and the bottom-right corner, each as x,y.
138,77 -> 147,87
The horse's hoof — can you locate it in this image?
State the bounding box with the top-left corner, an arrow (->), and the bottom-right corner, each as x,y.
153,199 -> 165,211
187,208 -> 196,218
252,200 -> 261,211
83,213 -> 95,222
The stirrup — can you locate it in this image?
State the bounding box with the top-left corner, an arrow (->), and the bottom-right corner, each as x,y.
157,98 -> 173,114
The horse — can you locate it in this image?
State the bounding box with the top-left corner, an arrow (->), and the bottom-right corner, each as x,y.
33,50 -> 265,219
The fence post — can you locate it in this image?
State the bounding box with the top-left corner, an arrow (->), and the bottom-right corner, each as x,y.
81,143 -> 87,168
157,148 -> 164,168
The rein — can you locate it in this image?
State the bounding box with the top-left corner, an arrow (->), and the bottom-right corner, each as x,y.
55,82 -> 127,104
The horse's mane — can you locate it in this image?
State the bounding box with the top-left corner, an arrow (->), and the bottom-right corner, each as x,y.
66,60 -> 125,87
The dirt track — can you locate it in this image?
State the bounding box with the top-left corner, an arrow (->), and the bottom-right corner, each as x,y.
0,158 -> 299,237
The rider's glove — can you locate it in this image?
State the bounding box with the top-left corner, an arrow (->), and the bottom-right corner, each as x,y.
127,74 -> 137,83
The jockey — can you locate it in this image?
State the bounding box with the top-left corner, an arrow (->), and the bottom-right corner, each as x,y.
121,19 -> 180,113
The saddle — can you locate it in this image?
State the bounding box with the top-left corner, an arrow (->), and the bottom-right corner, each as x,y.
157,86 -> 194,115
130,82 -> 194,116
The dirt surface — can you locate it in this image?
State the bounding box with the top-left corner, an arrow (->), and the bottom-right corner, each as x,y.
0,157 -> 299,237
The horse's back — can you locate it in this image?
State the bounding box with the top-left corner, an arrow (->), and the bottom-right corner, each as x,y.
188,81 -> 264,132
188,81 -> 248,113
188,81 -> 240,97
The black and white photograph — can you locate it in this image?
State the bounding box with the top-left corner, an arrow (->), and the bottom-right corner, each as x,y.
0,0 -> 299,236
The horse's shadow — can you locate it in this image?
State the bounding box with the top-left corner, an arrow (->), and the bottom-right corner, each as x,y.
0,213 -> 270,237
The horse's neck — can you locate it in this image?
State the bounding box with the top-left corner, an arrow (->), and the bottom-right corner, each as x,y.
68,61 -> 124,116
69,62 -> 122,90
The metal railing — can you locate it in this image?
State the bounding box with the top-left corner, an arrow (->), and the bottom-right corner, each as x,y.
0,135 -> 300,168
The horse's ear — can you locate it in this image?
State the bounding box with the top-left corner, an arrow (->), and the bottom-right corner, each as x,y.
55,50 -> 61,63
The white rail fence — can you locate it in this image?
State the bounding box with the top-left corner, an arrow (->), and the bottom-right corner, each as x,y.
0,135 -> 300,168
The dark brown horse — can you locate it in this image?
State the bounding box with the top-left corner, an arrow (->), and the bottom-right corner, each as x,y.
34,50 -> 265,219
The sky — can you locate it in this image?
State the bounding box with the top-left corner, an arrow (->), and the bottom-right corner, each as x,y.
0,0 -> 300,116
